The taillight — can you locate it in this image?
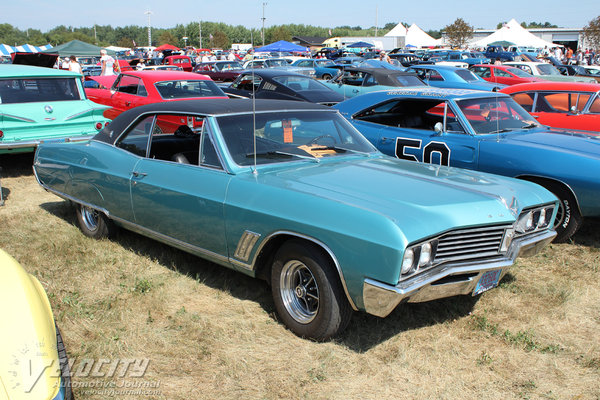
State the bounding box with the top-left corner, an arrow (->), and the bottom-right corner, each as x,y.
104,122 -> 110,127
95,122 -> 103,130
0,130 -> 3,138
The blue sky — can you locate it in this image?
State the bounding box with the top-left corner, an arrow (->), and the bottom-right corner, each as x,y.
4,0 -> 598,32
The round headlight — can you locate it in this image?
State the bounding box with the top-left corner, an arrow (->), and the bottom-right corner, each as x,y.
401,249 -> 414,275
419,243 -> 432,267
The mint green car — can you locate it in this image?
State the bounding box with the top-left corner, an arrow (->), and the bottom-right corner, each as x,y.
34,99 -> 558,340
0,64 -> 110,154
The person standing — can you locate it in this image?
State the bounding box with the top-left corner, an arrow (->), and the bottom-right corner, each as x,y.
379,51 -> 392,63
100,49 -> 115,76
68,55 -> 82,74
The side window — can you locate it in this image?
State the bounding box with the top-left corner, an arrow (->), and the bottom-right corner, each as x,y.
116,115 -> 154,156
589,97 -> 600,114
535,92 -> 591,113
116,75 -> 145,96
519,65 -> 533,74
425,69 -> 444,81
233,74 -> 262,91
495,69 -> 511,77
362,74 -> 377,86
297,60 -> 311,67
511,92 -> 535,112
148,114 -> 203,163
200,130 -> 223,169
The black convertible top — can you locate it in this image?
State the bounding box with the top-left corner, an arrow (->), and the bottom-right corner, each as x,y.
342,67 -> 423,87
94,99 -> 331,145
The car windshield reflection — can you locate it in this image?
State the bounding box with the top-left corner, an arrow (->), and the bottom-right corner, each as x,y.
456,97 -> 540,134
217,111 -> 376,166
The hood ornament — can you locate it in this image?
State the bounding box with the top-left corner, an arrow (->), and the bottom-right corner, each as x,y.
44,105 -> 53,114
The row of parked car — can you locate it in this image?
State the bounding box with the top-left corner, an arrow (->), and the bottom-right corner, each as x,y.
0,51 -> 598,396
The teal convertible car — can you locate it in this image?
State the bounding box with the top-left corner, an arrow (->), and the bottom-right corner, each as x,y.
34,99 -> 557,340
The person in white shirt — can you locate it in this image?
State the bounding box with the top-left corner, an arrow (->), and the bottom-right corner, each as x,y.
68,55 -> 82,74
100,49 -> 115,76
227,52 -> 236,61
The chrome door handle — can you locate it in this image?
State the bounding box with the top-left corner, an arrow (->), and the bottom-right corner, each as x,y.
380,137 -> 395,143
132,171 -> 147,177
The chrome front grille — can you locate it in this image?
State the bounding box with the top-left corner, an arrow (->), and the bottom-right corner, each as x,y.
434,224 -> 510,263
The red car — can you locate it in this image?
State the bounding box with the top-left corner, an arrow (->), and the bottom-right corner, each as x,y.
501,82 -> 600,132
470,64 -> 545,86
163,55 -> 193,72
86,70 -> 228,120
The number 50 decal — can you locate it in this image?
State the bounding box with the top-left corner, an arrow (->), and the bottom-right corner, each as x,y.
395,137 -> 451,166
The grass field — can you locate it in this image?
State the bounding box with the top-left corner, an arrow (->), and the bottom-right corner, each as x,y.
1,153 -> 599,399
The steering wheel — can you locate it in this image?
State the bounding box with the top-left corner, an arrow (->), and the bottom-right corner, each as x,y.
307,135 -> 336,146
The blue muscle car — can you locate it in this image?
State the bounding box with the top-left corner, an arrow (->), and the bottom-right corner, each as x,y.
34,99 -> 557,340
334,88 -> 600,241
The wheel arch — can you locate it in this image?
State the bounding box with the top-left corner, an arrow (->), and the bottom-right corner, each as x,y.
516,174 -> 582,215
253,232 -> 359,311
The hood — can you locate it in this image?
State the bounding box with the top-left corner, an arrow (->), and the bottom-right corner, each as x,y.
0,250 -> 61,400
501,129 -> 600,158
259,156 -> 555,243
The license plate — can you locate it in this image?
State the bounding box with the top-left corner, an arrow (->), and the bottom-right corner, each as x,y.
473,270 -> 502,296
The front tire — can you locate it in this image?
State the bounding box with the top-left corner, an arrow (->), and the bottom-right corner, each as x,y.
271,240 -> 352,341
75,204 -> 115,239
321,73 -> 332,80
56,324 -> 74,400
546,184 -> 582,242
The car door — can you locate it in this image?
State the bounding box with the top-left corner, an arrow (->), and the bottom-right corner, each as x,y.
105,75 -> 149,119
351,98 -> 479,169
129,114 -> 230,256
532,90 -> 594,130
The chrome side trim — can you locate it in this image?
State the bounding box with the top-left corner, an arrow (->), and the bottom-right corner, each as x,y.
0,135 -> 95,149
363,229 -> 556,317
244,230 -> 359,311
233,231 -> 261,261
111,216 -> 231,265
0,113 -> 36,123
64,107 -> 107,121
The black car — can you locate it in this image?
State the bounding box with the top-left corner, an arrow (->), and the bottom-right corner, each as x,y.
222,69 -> 344,106
193,61 -> 244,82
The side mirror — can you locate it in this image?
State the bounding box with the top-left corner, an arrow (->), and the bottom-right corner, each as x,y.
434,122 -> 444,135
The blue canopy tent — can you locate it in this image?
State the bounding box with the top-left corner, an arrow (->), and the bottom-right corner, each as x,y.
0,44 -> 16,56
254,40 -> 308,53
346,41 -> 374,48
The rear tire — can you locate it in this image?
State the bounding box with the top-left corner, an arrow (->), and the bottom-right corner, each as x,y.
321,74 -> 332,80
75,204 -> 115,239
270,240 -> 352,341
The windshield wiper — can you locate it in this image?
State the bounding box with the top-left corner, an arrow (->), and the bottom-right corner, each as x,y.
521,123 -> 538,129
489,128 -> 513,134
246,150 -> 318,162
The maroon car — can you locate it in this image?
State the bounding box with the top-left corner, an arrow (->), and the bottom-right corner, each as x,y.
470,64 -> 545,86
193,61 -> 244,82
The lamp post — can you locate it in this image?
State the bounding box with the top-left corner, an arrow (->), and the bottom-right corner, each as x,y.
144,10 -> 152,47
261,2 -> 267,46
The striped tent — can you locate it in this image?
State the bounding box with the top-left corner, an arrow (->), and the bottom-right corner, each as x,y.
38,44 -> 53,51
15,44 -> 38,53
0,44 -> 16,56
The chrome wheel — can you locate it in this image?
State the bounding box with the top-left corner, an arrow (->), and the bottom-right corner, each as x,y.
280,260 -> 319,324
80,206 -> 99,232
554,199 -> 566,230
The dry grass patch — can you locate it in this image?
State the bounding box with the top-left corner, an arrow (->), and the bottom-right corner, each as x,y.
1,153 -> 599,399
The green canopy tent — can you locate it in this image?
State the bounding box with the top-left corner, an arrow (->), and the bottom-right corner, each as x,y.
44,40 -> 115,57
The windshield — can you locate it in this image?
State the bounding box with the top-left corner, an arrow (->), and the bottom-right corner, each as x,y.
455,69 -> 481,82
266,59 -> 289,67
217,111 -> 376,166
506,67 -> 533,77
455,97 -> 539,135
537,64 -> 562,76
272,75 -> 331,91
154,80 -> 226,99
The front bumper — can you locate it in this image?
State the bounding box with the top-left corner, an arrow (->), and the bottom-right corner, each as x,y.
363,229 -> 556,318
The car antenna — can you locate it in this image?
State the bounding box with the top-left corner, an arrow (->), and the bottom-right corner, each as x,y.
251,32 -> 258,175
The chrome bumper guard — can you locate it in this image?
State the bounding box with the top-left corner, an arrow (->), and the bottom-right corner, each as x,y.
0,135 -> 94,149
363,229 -> 556,318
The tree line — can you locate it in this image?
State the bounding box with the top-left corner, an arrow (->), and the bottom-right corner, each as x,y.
0,21 -> 443,49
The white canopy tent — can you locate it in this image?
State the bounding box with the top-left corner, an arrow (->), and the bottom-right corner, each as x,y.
385,23 -> 440,48
469,19 -> 558,49
384,22 -> 408,37
405,24 -> 441,48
